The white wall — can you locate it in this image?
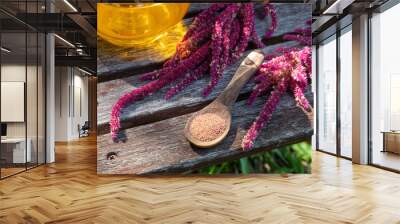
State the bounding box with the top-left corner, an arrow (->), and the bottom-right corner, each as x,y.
55,66 -> 69,141
1,64 -> 26,81
1,64 -> 27,138
1,65 -> 27,165
54,67 -> 89,141
72,73 -> 89,138
1,63 -> 46,164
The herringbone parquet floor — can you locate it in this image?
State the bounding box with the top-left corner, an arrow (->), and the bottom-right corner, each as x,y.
1,136 -> 399,224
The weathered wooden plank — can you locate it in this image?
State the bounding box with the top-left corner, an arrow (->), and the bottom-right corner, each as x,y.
97,3 -> 311,79
97,41 -> 300,135
184,3 -> 212,18
96,2 -> 210,80
97,19 -> 190,81
97,88 -> 313,174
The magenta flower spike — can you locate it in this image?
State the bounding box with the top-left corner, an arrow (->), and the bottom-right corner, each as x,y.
110,3 -> 279,142
165,59 -> 210,100
221,22 -> 232,70
264,3 -> 277,39
283,21 -> 312,46
247,75 -> 272,106
177,25 -> 212,59
232,3 -> 253,61
227,19 -> 241,65
182,3 -> 225,43
110,42 -> 210,141
204,4 -> 240,97
163,53 -> 180,68
110,79 -> 163,141
251,28 -> 265,49
242,21 -> 312,149
242,77 -> 289,150
291,81 -> 311,110
139,70 -> 162,81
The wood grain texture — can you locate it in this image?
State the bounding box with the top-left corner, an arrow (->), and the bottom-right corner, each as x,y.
97,89 -> 313,174
97,3 -> 311,80
97,3 -> 212,80
97,3 -> 313,174
97,41 -> 300,134
214,50 -> 264,107
1,137 -> 400,223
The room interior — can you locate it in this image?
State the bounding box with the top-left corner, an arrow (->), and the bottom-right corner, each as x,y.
54,66 -> 91,142
0,0 -> 96,179
370,4 -> 400,170
1,0 -> 397,177
0,29 -> 46,177
0,0 -> 400,222
313,0 -> 400,172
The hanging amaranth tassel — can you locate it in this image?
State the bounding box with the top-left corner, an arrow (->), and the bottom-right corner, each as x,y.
242,21 -> 312,150
110,3 -> 278,142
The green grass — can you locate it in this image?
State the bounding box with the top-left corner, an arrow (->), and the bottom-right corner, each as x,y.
195,142 -> 312,174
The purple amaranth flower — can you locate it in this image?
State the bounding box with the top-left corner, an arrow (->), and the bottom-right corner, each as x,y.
165,58 -> 210,100
140,4 -> 226,82
243,45 -> 312,150
283,21 -> 312,46
204,4 -> 241,97
247,74 -> 272,106
232,3 -> 253,61
300,46 -> 312,79
227,19 -> 241,65
242,77 -> 289,150
177,26 -> 212,59
182,3 -> 226,41
111,3 -> 279,142
110,42 -> 210,141
291,81 -> 310,110
139,70 -> 161,81
251,27 -> 265,49
110,79 -> 162,141
221,21 -> 232,70
290,62 -> 310,110
249,3 -> 265,49
264,3 -> 277,39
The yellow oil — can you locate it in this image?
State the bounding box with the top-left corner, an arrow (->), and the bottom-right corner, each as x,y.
98,3 -> 190,47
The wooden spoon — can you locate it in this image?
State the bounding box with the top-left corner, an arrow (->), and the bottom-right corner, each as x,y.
185,50 -> 265,148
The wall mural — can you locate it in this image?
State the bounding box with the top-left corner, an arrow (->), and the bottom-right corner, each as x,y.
97,3 -> 313,175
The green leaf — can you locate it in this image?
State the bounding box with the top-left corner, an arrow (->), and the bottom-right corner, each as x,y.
196,142 -> 312,174
216,162 -> 228,174
239,157 -> 254,174
208,165 -> 217,175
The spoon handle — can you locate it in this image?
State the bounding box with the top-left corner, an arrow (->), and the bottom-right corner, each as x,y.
216,50 -> 265,107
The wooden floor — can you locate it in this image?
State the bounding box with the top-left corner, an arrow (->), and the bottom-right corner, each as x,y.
1,167 -> 26,178
373,150 -> 400,171
0,136 -> 399,224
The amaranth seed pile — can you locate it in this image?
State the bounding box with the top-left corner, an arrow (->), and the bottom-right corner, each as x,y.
189,113 -> 227,142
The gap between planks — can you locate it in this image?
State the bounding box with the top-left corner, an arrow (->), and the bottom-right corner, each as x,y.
97,41 -> 301,135
97,3 -> 311,80
97,88 -> 313,174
